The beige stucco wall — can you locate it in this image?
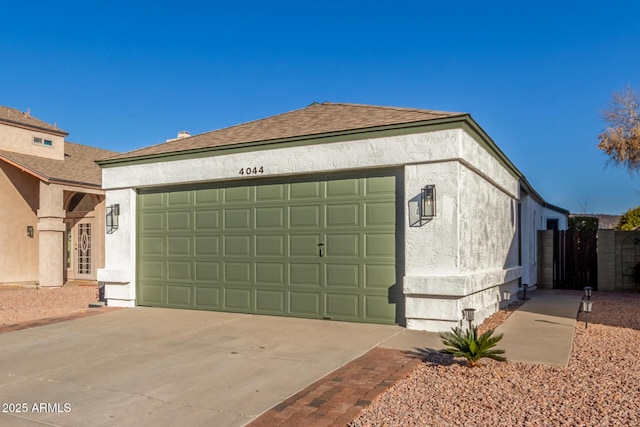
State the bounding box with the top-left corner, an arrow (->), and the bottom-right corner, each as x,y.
0,162 -> 40,283
0,122 -> 65,160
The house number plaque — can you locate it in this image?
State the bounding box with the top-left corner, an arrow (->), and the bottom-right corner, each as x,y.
238,166 -> 264,176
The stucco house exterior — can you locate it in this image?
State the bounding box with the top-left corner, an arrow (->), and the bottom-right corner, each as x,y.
97,102 -> 567,331
0,106 -> 114,287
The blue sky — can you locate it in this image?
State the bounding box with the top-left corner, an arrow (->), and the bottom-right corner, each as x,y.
1,1 -> 639,214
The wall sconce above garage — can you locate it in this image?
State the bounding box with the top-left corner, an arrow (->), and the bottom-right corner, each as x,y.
421,185 -> 436,219
106,204 -> 120,234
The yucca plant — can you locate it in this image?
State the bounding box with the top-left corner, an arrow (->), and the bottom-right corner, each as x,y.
439,326 -> 506,367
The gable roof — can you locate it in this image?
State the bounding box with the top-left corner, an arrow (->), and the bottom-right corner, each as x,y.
0,142 -> 115,187
101,102 -> 466,162
0,106 -> 68,136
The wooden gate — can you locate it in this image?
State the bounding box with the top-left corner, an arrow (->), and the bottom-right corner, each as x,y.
553,229 -> 598,290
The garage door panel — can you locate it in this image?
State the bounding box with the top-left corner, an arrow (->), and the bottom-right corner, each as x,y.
366,202 -> 396,226
290,181 -> 320,199
289,291 -> 320,316
326,264 -> 359,288
168,190 -> 191,206
141,236 -> 164,256
289,235 -> 320,256
167,285 -> 191,306
326,294 -> 359,319
195,261 -> 220,281
365,175 -> 396,195
326,178 -> 359,198
365,234 -> 395,257
326,234 -> 359,257
140,260 -> 165,280
168,261 -> 192,280
326,204 -> 359,227
140,193 -> 165,208
256,184 -> 285,201
255,207 -> 284,228
140,212 -> 164,231
365,265 -> 396,289
290,206 -> 320,228
168,236 -> 191,255
194,188 -> 220,205
138,171 -> 398,324
256,235 -> 285,256
364,295 -> 396,321
256,290 -> 285,313
168,211 -> 191,230
195,210 -> 220,230
195,236 -> 219,256
140,284 -> 164,305
225,186 -> 251,202
290,263 -> 320,286
225,262 -> 252,283
224,236 -> 251,256
225,288 -> 252,311
225,208 -> 251,229
194,286 -> 221,308
256,263 -> 284,284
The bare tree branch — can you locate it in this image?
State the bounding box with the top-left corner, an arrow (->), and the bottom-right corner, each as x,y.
598,85 -> 640,174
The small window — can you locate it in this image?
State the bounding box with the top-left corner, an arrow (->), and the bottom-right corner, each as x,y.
33,137 -> 43,145
44,139 -> 53,146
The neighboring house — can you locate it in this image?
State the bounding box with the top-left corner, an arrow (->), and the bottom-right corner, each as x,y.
0,106 -> 115,287
97,102 -> 567,331
570,214 -> 620,230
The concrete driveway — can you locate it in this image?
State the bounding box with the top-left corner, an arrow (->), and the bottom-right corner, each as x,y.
0,308 -> 407,427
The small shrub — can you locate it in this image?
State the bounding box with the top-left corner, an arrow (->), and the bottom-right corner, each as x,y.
439,326 -> 506,367
617,206 -> 640,230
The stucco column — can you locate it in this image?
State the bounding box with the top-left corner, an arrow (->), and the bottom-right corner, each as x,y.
37,182 -> 66,287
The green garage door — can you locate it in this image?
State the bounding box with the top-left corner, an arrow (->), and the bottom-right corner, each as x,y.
136,171 -> 400,324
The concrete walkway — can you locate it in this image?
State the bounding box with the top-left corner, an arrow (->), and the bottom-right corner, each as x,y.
494,291 -> 583,367
376,290 -> 584,367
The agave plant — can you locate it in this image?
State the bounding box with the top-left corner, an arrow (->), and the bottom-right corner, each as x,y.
439,326 -> 506,367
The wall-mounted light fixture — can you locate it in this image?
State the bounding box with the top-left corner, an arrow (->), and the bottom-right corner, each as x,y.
26,226 -> 34,238
106,204 -> 120,234
421,185 -> 436,219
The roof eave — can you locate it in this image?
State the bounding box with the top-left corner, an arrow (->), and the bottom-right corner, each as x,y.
0,118 -> 69,137
97,115 -> 470,167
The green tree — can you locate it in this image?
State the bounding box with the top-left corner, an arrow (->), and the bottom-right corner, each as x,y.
617,206 -> 640,230
598,86 -> 640,173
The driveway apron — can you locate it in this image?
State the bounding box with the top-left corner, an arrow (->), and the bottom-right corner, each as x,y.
0,307 -> 403,427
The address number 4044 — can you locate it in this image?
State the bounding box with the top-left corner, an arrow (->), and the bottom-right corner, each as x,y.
239,166 -> 264,176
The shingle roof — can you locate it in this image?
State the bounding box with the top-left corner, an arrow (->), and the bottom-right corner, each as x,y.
0,106 -> 68,136
104,102 -> 466,161
0,142 -> 116,187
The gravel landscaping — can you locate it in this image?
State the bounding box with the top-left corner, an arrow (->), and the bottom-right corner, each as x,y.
0,285 -> 99,326
350,291 -> 640,427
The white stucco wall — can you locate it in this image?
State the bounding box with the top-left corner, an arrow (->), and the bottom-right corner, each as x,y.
99,126 -> 538,331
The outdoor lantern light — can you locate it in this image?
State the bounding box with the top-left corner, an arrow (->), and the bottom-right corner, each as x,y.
582,300 -> 593,329
421,185 -> 436,219
26,226 -> 34,238
462,308 -> 476,331
584,286 -> 593,301
106,204 -> 120,234
503,290 -> 512,301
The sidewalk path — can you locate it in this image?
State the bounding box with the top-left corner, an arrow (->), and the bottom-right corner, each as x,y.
494,291 -> 583,367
